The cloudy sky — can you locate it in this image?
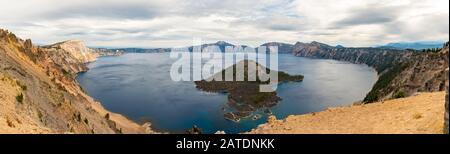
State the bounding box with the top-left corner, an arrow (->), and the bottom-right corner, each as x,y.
0,0 -> 448,48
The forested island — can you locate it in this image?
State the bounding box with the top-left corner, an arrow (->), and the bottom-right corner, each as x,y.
195,60 -> 304,122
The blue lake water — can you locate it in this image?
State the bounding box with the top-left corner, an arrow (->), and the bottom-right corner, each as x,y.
76,53 -> 377,134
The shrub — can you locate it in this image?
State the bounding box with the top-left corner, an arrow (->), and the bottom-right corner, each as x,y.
250,93 -> 268,103
6,118 -> 15,128
15,80 -> 27,91
413,113 -> 422,119
61,69 -> 71,77
393,90 -> 406,99
16,93 -> 23,103
105,113 -> 110,120
78,85 -> 86,93
20,85 -> 27,91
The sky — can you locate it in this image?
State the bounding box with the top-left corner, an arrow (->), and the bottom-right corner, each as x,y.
0,0 -> 448,48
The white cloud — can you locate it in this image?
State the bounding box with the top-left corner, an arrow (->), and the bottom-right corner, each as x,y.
0,0 -> 448,48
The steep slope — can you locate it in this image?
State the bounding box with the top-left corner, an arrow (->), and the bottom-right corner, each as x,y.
247,92 -> 446,134
0,29 -> 153,134
291,41 -> 449,103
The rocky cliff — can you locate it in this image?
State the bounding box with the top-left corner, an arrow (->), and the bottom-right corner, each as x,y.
0,29 -> 151,134
291,41 -> 449,103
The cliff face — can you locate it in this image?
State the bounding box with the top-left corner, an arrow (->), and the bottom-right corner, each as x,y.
41,40 -> 124,74
291,41 -> 449,103
292,41 -> 411,72
0,29 -> 151,134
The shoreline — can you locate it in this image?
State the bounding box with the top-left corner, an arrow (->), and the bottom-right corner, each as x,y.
77,53 -> 160,134
82,52 -> 378,134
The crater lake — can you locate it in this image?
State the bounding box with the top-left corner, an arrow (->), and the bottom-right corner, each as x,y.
76,53 -> 377,134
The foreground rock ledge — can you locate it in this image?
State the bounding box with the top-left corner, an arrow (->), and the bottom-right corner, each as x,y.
246,92 -> 446,134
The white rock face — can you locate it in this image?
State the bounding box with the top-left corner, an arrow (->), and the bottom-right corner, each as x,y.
56,40 -> 98,63
41,40 -> 101,74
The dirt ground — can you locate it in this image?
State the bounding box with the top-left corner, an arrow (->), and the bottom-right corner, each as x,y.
247,92 -> 445,134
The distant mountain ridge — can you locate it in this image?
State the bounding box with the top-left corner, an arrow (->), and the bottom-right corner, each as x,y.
378,41 -> 445,50
107,48 -> 170,53
110,40 -> 448,103
106,41 -> 345,54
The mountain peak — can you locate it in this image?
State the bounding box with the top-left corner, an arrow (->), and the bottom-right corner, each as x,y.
215,40 -> 227,44
213,41 -> 234,46
310,41 -> 329,46
336,45 -> 345,48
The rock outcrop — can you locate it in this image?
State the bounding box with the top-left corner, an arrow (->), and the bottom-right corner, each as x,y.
0,29 -> 151,134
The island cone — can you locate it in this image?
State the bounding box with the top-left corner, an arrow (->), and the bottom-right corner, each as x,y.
195,60 -> 304,122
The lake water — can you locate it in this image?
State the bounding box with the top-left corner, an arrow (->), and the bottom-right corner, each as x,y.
76,53 -> 377,134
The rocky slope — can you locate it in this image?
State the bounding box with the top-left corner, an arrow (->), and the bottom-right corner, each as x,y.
247,92 -> 446,134
0,29 -> 152,134
291,41 -> 449,103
